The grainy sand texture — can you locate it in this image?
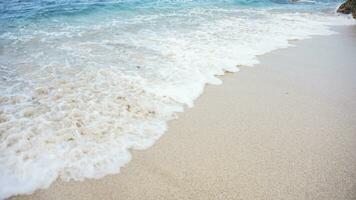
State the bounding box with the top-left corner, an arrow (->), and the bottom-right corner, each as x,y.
13,26 -> 356,200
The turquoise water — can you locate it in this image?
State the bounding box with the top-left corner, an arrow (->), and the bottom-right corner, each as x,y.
0,0 -> 353,199
0,0 -> 344,38
0,0 -> 343,25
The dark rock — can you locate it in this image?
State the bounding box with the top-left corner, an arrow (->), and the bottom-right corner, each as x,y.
337,0 -> 356,19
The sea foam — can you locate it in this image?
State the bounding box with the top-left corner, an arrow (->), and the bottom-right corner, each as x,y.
0,4 -> 354,199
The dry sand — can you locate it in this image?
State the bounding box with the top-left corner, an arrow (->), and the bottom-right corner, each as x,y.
13,26 -> 356,200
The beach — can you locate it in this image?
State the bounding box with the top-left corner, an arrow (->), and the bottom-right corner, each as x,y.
11,26 -> 356,200
3,1 -> 356,198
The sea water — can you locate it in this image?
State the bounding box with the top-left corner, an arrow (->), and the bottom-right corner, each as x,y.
0,0 -> 353,198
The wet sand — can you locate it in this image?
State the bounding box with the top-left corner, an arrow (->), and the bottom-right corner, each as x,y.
13,26 -> 356,200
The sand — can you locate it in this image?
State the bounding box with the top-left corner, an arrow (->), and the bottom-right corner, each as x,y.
12,26 -> 356,200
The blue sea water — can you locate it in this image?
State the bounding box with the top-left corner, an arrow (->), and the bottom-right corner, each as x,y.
0,0 -> 344,27
0,0 -> 353,198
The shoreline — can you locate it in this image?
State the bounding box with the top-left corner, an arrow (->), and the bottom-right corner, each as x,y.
12,25 -> 356,200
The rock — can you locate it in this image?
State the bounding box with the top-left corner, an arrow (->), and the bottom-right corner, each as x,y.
337,0 -> 356,19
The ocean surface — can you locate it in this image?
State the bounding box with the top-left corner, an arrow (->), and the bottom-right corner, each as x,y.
0,0 -> 354,198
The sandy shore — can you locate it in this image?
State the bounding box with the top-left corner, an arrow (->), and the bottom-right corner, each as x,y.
12,26 -> 356,200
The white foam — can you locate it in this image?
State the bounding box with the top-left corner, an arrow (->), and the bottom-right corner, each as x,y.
0,7 -> 354,199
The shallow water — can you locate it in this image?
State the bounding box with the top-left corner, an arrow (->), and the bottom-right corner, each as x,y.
0,0 -> 354,198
